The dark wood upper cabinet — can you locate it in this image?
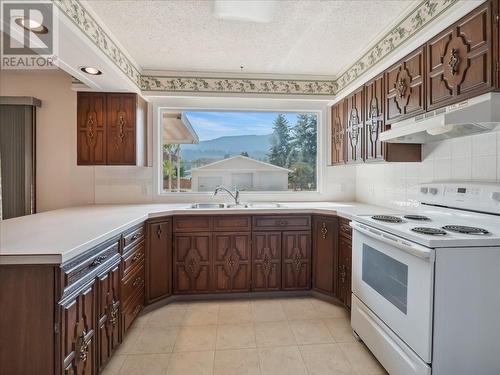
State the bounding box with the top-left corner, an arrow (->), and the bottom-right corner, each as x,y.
312,216 -> 338,295
106,94 -> 137,165
345,88 -> 364,163
282,231 -> 311,290
427,2 -> 495,110
173,233 -> 212,294
146,218 -> 172,303
96,261 -> 120,372
77,92 -> 146,166
364,75 -> 385,162
252,231 -> 282,291
77,92 -> 106,165
213,232 -> 251,292
365,75 -> 422,163
385,46 -> 426,124
331,101 -> 347,164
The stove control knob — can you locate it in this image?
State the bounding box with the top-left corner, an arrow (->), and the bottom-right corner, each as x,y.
491,192 -> 500,202
429,188 -> 438,195
420,187 -> 428,194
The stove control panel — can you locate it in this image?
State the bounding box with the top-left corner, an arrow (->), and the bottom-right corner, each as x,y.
418,182 -> 500,214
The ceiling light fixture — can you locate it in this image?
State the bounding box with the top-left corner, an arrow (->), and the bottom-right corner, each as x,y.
80,67 -> 102,75
15,17 -> 48,34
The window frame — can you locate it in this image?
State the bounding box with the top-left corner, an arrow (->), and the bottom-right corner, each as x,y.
151,99 -> 329,202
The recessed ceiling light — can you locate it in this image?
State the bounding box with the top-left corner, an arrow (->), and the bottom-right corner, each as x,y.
80,67 -> 102,75
15,17 -> 48,34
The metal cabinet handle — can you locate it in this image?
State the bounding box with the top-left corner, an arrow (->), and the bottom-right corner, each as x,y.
131,232 -> 140,241
76,329 -> 91,363
275,220 -> 287,226
321,222 -> 328,239
156,226 -> 163,239
131,253 -> 141,262
90,255 -> 107,268
108,300 -> 119,327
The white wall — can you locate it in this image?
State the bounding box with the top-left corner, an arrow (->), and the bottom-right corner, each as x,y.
0,70 -> 95,211
355,132 -> 500,209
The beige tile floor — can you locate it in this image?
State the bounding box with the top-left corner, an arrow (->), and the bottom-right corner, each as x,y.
103,297 -> 387,375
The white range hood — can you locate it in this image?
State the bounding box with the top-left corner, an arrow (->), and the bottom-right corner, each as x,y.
380,92 -> 500,143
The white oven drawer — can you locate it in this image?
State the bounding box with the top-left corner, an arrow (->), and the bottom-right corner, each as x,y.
352,295 -> 431,375
351,222 -> 434,362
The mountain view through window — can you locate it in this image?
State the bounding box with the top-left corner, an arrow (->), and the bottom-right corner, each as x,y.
160,111 -> 317,193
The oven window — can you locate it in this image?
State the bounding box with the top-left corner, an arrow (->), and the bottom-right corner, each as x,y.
362,244 -> 408,314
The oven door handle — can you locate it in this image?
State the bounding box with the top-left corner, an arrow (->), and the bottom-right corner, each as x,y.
350,221 -> 433,260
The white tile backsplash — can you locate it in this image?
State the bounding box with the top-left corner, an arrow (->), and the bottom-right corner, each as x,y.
356,131 -> 500,209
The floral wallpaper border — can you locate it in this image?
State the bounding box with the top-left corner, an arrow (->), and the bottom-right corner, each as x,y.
141,75 -> 337,95
335,0 -> 458,91
56,0 -> 459,96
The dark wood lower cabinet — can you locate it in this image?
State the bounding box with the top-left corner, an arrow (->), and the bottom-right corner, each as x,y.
252,231 -> 282,291
173,233 -> 212,294
0,213 -> 354,374
96,260 -> 121,372
60,281 -> 97,375
338,234 -> 353,309
312,216 -> 339,295
213,232 -> 251,292
146,218 -> 172,303
282,231 -> 311,290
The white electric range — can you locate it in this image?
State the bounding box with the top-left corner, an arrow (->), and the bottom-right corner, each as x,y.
350,182 -> 500,375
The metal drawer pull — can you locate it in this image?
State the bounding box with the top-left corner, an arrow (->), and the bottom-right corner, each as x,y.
275,220 -> 287,226
90,255 -> 107,268
321,222 -> 328,239
108,300 -> 119,327
131,253 -> 141,262
157,226 -> 162,239
131,232 -> 140,241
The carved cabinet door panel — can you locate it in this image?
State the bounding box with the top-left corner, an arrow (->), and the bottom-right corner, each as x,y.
213,232 -> 251,292
77,93 -> 106,165
173,233 -> 212,294
146,219 -> 173,303
312,216 -> 338,295
364,75 -> 385,162
385,47 -> 426,124
331,102 -> 346,164
96,262 -> 120,372
345,89 -> 364,163
60,281 -> 97,375
337,237 -> 352,309
252,232 -> 281,291
427,2 -> 493,110
106,94 -> 137,165
282,231 -> 311,290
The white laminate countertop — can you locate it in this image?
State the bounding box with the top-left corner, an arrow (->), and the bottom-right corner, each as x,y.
0,202 -> 401,265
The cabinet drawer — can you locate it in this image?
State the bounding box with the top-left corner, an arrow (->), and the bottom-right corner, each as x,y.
122,241 -> 145,277
123,225 -> 145,253
253,215 -> 311,231
122,262 -> 145,304
174,216 -> 212,232
339,218 -> 352,239
62,236 -> 120,288
213,216 -> 251,231
122,288 -> 144,334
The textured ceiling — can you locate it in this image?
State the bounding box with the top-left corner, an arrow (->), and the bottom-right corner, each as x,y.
86,0 -> 416,77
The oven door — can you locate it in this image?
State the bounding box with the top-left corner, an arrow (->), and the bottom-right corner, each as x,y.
351,221 -> 434,363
